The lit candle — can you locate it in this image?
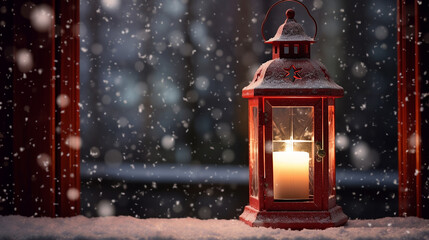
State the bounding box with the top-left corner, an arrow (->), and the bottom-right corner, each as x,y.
273,151 -> 309,199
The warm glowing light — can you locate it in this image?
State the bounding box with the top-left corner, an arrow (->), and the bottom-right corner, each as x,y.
273,151 -> 309,199
285,139 -> 293,152
273,138 -> 310,199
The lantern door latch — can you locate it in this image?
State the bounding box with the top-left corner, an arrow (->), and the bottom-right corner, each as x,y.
262,112 -> 269,125
315,142 -> 326,162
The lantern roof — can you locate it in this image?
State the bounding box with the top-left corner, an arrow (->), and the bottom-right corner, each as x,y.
242,58 -> 344,98
265,9 -> 315,43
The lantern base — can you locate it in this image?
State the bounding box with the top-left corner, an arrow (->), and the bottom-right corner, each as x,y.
239,205 -> 348,230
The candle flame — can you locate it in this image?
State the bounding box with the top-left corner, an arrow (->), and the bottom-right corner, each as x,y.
286,137 -> 294,152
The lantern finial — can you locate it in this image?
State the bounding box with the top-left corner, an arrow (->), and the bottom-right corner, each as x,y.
285,9 -> 295,21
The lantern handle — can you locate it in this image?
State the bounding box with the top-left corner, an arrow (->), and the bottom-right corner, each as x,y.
261,0 -> 318,42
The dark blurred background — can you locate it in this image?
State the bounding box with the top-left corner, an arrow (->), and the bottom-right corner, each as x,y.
79,0 -> 426,219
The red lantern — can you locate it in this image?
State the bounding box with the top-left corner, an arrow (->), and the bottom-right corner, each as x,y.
240,0 -> 348,230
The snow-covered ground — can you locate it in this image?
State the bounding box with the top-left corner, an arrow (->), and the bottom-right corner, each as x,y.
0,215 -> 428,240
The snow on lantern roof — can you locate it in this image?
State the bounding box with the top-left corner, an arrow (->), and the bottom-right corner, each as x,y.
265,9 -> 315,43
242,58 -> 344,98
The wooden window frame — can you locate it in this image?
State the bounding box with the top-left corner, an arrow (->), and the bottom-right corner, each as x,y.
0,0 -> 80,217
397,0 -> 422,217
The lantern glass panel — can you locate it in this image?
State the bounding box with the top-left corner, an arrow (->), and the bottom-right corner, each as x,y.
328,104 -> 336,198
272,106 -> 314,200
250,106 -> 259,197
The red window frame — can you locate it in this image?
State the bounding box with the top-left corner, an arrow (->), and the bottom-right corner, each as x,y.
397,0 -> 422,217
5,0 -> 81,217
